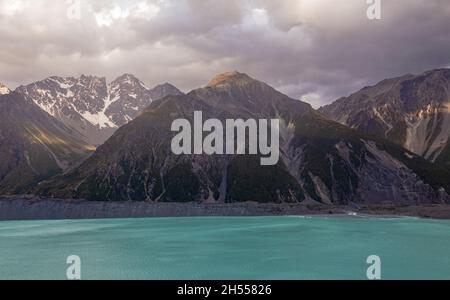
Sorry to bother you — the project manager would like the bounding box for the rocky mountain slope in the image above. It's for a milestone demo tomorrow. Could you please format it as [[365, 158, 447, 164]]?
[[320, 69, 450, 166], [16, 75, 183, 145], [0, 92, 93, 194], [37, 72, 450, 205]]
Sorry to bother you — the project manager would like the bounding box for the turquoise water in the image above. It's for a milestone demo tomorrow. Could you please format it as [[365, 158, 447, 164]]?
[[0, 216, 449, 280]]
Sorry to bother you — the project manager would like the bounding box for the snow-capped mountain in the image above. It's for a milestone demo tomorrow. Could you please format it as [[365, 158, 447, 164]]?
[[0, 83, 10, 95], [320, 69, 450, 164], [37, 72, 450, 204], [16, 75, 183, 145], [106, 74, 175, 127]]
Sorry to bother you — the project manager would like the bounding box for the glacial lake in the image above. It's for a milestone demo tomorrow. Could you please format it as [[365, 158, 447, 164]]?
[[0, 216, 449, 280]]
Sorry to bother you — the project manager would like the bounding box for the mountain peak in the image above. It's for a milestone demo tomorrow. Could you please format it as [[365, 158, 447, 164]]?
[[422, 68, 450, 80], [79, 74, 105, 81], [150, 82, 183, 96], [0, 83, 11, 95], [116, 73, 138, 80], [155, 82, 177, 89], [112, 73, 147, 88], [207, 71, 254, 87]]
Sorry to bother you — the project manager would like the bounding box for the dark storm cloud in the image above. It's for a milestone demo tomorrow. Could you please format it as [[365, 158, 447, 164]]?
[[0, 0, 449, 107]]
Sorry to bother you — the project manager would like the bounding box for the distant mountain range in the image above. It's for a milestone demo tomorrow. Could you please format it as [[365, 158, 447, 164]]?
[[1, 70, 449, 205], [0, 75, 182, 193], [16, 74, 183, 145], [320, 69, 450, 167]]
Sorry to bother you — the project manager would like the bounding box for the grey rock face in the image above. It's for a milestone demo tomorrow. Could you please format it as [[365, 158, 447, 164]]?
[[148, 83, 184, 100], [320, 69, 450, 164]]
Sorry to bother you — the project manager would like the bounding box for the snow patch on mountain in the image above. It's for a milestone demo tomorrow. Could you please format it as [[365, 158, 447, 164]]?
[[81, 110, 116, 129], [0, 84, 10, 95], [16, 74, 183, 145], [372, 107, 393, 137]]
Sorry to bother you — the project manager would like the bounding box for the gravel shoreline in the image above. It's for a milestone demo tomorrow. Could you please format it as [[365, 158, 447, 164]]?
[[1, 196, 450, 221]]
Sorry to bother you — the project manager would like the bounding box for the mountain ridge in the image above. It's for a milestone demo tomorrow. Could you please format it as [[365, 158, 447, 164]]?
[[36, 72, 450, 205], [319, 68, 450, 165], [16, 74, 184, 145]]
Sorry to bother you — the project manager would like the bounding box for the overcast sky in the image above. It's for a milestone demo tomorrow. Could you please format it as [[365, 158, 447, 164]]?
[[0, 0, 449, 107]]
